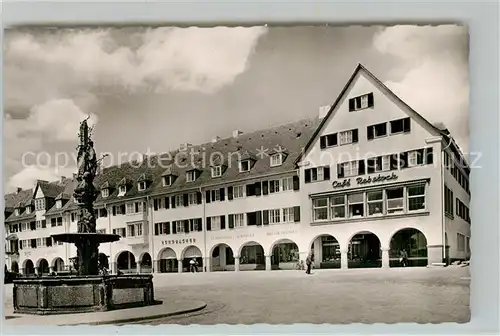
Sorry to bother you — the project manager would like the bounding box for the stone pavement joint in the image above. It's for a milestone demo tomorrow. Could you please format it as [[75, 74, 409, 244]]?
[[4, 299, 207, 326]]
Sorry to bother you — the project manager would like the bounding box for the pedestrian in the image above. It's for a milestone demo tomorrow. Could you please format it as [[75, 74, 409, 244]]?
[[189, 258, 196, 273], [305, 250, 314, 274], [400, 249, 408, 267]]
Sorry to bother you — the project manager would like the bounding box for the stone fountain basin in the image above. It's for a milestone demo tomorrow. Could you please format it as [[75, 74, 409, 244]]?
[[13, 274, 160, 315]]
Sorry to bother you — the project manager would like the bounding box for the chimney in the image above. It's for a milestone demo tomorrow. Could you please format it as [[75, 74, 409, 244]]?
[[232, 130, 243, 138], [16, 187, 22, 194], [179, 143, 192, 152], [211, 136, 221, 143], [319, 105, 331, 119]]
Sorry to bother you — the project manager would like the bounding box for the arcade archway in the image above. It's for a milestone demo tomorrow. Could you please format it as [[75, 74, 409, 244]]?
[[139, 252, 152, 273], [23, 259, 35, 275], [270, 239, 299, 270], [116, 251, 136, 273], [389, 228, 428, 267], [239, 242, 265, 271], [181, 246, 203, 272], [158, 247, 178, 273], [52, 257, 65, 272], [210, 243, 234, 271], [37, 258, 50, 274], [348, 232, 381, 268], [11, 261, 19, 273], [309, 234, 341, 269]]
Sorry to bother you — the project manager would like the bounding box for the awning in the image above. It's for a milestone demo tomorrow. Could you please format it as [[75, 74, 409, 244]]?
[[160, 248, 177, 260], [184, 246, 202, 259]]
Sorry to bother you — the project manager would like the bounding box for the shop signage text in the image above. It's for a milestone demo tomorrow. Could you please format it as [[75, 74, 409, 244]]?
[[211, 233, 255, 241], [332, 172, 398, 189], [162, 238, 196, 245], [266, 230, 298, 237]]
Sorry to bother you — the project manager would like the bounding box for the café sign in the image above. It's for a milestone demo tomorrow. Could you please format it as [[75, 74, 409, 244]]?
[[332, 172, 398, 189]]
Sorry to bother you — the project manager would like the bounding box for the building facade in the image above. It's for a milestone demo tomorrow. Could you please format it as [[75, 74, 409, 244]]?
[[4, 64, 471, 275]]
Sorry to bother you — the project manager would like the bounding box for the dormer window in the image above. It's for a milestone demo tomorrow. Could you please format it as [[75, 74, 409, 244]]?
[[101, 188, 109, 198], [211, 165, 222, 178], [56, 200, 62, 209], [35, 198, 45, 211], [239, 160, 251, 172], [186, 170, 197, 183], [25, 206, 31, 214], [118, 185, 127, 196], [270, 154, 283, 167], [14, 208, 20, 216], [138, 181, 146, 191], [163, 175, 174, 187]]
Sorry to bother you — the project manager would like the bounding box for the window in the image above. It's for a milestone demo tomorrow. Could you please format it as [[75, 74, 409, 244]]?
[[26, 206, 31, 214], [282, 207, 295, 222], [386, 188, 404, 213], [348, 193, 364, 217], [269, 209, 281, 224], [188, 193, 197, 205], [209, 216, 221, 230], [270, 154, 283, 167], [175, 195, 183, 207], [138, 181, 146, 191], [342, 161, 359, 177], [233, 185, 244, 199], [390, 117, 411, 134], [305, 166, 330, 183], [408, 184, 426, 211], [320, 133, 338, 148], [118, 185, 127, 196], [101, 188, 109, 198], [466, 237, 470, 254], [35, 198, 45, 211], [37, 220, 43, 229], [186, 170, 196, 182], [99, 208, 108, 217], [36, 238, 43, 248], [30, 222, 36, 231], [444, 185, 454, 217], [348, 93, 374, 111], [367, 155, 391, 173], [457, 233, 465, 251], [367, 122, 387, 140], [14, 209, 20, 216], [97, 229, 106, 234], [330, 195, 346, 219], [339, 130, 353, 145], [239, 160, 250, 172], [269, 180, 280, 193], [173, 220, 184, 233], [113, 228, 126, 237], [234, 213, 245, 227], [313, 198, 329, 221], [367, 191, 383, 215], [163, 175, 174, 187], [281, 177, 294, 191], [211, 165, 222, 178]]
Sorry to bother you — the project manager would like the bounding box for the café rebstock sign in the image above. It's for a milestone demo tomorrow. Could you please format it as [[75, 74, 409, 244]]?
[[332, 172, 398, 189]]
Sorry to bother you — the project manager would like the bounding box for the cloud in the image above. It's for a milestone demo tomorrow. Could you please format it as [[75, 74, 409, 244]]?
[[373, 25, 469, 152], [4, 27, 267, 189], [6, 165, 77, 192]]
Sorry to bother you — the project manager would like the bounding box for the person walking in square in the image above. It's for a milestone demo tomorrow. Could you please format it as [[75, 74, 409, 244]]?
[[305, 250, 314, 274]]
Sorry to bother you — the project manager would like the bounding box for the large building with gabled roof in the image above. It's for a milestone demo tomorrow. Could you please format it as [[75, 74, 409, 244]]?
[[4, 64, 471, 275]]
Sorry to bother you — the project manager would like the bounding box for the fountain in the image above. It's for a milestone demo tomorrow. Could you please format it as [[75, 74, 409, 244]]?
[[12, 119, 159, 315]]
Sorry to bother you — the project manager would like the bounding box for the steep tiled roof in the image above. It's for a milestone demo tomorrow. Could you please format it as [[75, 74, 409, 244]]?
[[45, 179, 78, 216], [38, 180, 66, 198], [5, 117, 321, 213]]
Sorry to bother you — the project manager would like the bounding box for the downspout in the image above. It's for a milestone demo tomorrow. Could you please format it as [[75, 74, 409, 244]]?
[[201, 186, 207, 271], [147, 195, 154, 273], [440, 144, 447, 264]]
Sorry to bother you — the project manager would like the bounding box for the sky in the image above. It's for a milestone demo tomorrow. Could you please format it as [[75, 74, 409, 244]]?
[[3, 25, 469, 193]]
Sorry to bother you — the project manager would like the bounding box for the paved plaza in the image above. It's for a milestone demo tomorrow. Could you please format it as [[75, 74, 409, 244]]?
[[4, 266, 470, 325]]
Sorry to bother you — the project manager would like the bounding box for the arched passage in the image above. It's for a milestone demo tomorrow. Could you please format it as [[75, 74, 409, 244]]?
[[11, 261, 19, 273], [37, 258, 49, 274], [139, 252, 152, 273], [389, 228, 428, 267], [309, 234, 341, 269], [158, 247, 178, 273], [181, 245, 203, 272], [52, 257, 65, 272], [348, 231, 381, 268], [210, 243, 234, 271], [116, 251, 136, 273], [239, 241, 265, 271], [23, 259, 34, 275], [270, 239, 299, 270]]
